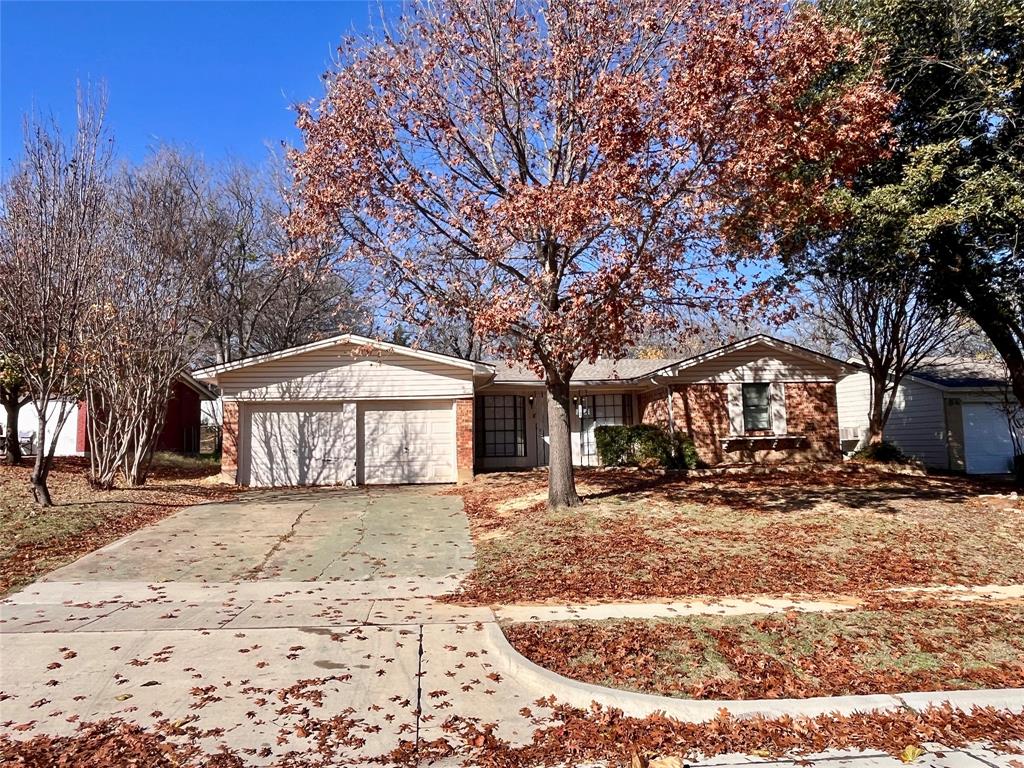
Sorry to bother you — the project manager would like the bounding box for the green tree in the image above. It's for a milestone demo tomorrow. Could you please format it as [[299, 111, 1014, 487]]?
[[818, 0, 1024, 403]]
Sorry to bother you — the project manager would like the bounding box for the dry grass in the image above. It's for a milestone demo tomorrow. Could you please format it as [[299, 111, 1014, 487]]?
[[452, 467, 1024, 603], [504, 601, 1024, 699], [0, 454, 236, 595]]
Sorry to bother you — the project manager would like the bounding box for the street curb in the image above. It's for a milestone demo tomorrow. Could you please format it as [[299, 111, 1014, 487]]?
[[482, 622, 1024, 722]]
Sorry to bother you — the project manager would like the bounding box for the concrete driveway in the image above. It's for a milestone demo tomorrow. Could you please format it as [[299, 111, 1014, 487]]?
[[42, 486, 476, 584]]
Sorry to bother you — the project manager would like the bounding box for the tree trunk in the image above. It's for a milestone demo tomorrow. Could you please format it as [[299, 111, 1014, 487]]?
[[1, 389, 23, 465], [545, 376, 581, 509], [31, 417, 52, 507], [865, 371, 887, 446]]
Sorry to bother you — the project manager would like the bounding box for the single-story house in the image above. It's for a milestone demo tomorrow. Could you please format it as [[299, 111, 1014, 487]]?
[[0, 374, 215, 457], [192, 334, 855, 488], [837, 358, 1022, 474]]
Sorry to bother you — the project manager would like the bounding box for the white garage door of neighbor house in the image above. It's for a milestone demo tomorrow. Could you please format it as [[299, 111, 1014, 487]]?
[[962, 402, 1016, 475], [247, 404, 356, 487], [362, 401, 455, 484]]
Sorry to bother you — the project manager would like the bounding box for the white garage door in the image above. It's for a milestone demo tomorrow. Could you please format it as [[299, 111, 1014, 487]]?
[[963, 403, 1015, 474], [247, 404, 356, 487], [362, 401, 455, 484]]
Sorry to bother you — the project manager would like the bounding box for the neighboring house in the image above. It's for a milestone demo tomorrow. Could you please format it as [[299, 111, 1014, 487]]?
[[193, 334, 854, 488], [837, 358, 1022, 474], [0, 374, 215, 457]]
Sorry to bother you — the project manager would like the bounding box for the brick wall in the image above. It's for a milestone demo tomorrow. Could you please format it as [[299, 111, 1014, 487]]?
[[76, 399, 88, 453], [455, 398, 474, 484], [638, 389, 668, 425], [638, 382, 840, 465], [676, 384, 730, 464], [783, 382, 842, 461], [221, 400, 239, 483]]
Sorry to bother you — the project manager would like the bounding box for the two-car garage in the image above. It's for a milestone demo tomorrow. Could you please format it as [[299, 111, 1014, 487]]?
[[194, 335, 489, 488], [243, 400, 457, 487]]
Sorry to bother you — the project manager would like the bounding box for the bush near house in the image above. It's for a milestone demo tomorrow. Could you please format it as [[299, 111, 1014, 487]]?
[[595, 425, 701, 469], [851, 440, 908, 464]]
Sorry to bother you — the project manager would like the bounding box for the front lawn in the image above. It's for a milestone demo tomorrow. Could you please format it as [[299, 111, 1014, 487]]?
[[504, 601, 1024, 699], [0, 454, 235, 595], [452, 468, 1024, 604]]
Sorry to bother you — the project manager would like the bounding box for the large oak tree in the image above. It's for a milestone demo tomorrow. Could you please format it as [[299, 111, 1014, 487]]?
[[290, 0, 893, 508]]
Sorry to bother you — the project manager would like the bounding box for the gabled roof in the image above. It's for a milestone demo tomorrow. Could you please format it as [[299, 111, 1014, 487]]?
[[178, 372, 218, 400], [665, 334, 858, 376], [486, 334, 855, 386], [192, 333, 495, 383]]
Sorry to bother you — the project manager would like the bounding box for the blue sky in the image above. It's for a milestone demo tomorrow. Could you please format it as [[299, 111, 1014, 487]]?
[[1, 1, 389, 168]]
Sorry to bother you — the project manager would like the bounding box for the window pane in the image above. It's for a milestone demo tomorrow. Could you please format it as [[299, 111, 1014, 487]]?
[[742, 384, 771, 431], [480, 395, 527, 458]]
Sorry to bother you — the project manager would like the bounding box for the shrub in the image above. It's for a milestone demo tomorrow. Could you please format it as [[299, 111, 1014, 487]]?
[[594, 424, 701, 469], [852, 440, 907, 464]]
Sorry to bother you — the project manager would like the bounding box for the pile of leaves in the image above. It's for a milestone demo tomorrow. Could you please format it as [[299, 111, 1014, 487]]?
[[401, 702, 1024, 767], [503, 602, 1024, 699], [0, 456, 236, 594], [450, 468, 1024, 604], [0, 719, 243, 767]]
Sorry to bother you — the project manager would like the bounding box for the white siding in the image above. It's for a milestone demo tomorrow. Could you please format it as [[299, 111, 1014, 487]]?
[[0, 400, 82, 457], [675, 346, 840, 384], [836, 372, 949, 469], [216, 343, 474, 401]]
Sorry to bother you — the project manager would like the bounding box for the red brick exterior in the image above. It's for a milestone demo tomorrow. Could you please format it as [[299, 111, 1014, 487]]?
[[639, 381, 841, 465], [455, 398, 474, 483], [74, 382, 203, 455], [221, 400, 239, 483], [156, 381, 202, 453], [675, 384, 730, 464], [782, 382, 842, 461], [76, 399, 88, 453]]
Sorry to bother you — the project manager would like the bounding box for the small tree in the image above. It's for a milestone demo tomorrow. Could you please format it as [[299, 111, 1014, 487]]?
[[290, 0, 893, 507], [82, 151, 214, 488], [0, 355, 30, 465], [811, 269, 965, 446], [0, 91, 111, 506]]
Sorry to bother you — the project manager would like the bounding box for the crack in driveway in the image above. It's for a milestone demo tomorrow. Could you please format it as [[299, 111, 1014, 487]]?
[[311, 488, 375, 581], [246, 501, 319, 579]]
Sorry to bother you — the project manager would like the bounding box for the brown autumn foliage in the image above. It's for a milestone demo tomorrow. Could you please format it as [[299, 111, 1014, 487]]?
[[449, 467, 1024, 604], [399, 702, 1024, 767], [504, 602, 1024, 700], [4, 704, 1022, 767]]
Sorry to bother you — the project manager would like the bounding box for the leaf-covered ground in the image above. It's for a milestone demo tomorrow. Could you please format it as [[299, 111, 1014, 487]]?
[[451, 468, 1024, 604], [4, 704, 1024, 767], [0, 455, 236, 595], [503, 601, 1024, 699]]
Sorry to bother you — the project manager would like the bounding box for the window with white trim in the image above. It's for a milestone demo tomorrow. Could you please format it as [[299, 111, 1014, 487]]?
[[480, 395, 526, 457], [741, 383, 771, 432]]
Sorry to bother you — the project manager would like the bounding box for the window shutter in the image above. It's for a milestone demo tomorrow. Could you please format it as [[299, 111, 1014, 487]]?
[[726, 383, 744, 435], [770, 382, 787, 436]]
